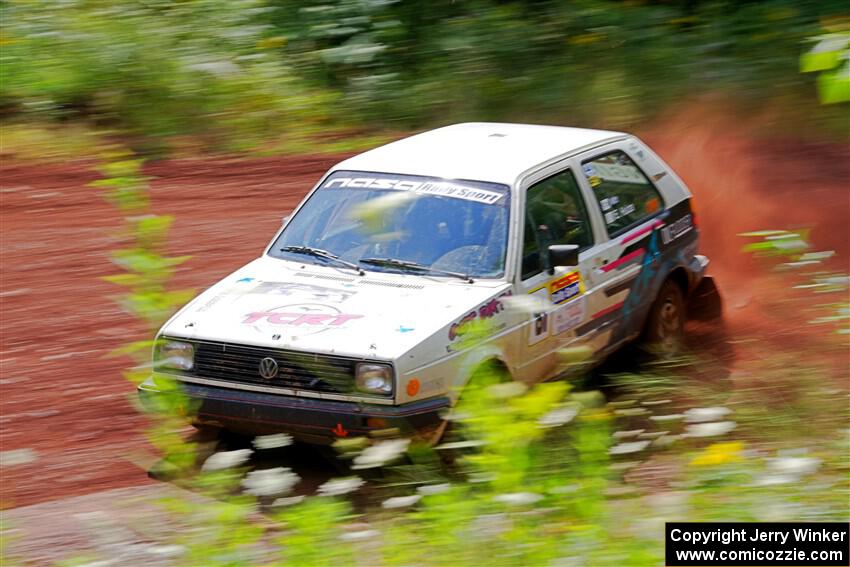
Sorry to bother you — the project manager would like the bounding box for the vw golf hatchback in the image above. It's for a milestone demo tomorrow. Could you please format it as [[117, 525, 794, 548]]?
[[140, 123, 710, 443]]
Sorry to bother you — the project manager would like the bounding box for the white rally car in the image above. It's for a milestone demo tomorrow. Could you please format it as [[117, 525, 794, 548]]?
[[139, 123, 710, 443]]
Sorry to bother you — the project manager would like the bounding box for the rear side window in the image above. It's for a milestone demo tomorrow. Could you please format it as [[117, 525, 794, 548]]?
[[581, 151, 663, 236]]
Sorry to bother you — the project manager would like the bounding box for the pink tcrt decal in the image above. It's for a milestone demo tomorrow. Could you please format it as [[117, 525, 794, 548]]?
[[244, 312, 363, 326]]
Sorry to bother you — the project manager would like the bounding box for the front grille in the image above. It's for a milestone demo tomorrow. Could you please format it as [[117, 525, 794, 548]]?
[[190, 341, 362, 394]]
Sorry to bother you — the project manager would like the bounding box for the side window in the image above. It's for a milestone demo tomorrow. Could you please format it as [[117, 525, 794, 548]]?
[[581, 150, 663, 236], [522, 169, 593, 280]]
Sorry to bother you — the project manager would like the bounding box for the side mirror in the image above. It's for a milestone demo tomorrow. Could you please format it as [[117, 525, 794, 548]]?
[[281, 214, 291, 225], [548, 244, 579, 272]]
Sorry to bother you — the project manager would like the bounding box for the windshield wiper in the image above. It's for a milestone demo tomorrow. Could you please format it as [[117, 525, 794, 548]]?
[[280, 246, 365, 275], [360, 257, 474, 283]]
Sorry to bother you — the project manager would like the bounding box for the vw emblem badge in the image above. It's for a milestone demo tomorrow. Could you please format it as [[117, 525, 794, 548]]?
[[258, 357, 279, 380]]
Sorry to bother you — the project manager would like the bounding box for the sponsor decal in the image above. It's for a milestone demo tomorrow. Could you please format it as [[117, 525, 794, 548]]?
[[588, 162, 645, 185], [448, 290, 512, 341], [243, 303, 362, 336], [551, 296, 586, 335], [645, 197, 660, 213], [527, 287, 550, 345], [448, 311, 477, 342], [323, 176, 504, 205], [196, 294, 224, 313], [547, 271, 583, 304], [251, 281, 355, 303], [603, 201, 640, 226], [660, 214, 693, 245]]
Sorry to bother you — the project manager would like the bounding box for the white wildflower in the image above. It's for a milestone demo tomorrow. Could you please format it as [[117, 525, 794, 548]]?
[[201, 449, 252, 472], [253, 433, 292, 450], [650, 414, 684, 422], [538, 406, 578, 428], [613, 429, 645, 439], [241, 467, 299, 497], [436, 439, 486, 451], [272, 495, 305, 507], [493, 492, 543, 506], [768, 456, 821, 477], [352, 439, 409, 469], [685, 421, 736, 437], [417, 483, 451, 496], [339, 529, 380, 542], [684, 407, 731, 423], [318, 476, 365, 497], [754, 474, 797, 486], [381, 494, 421, 509], [609, 440, 651, 455]]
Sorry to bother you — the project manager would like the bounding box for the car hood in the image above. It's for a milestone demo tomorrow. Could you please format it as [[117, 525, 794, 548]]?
[[161, 256, 511, 360]]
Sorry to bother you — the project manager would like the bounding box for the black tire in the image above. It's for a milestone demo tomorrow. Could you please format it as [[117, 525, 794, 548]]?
[[642, 278, 686, 356]]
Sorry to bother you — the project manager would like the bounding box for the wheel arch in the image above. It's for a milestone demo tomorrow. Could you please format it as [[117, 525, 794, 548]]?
[[666, 266, 691, 296], [455, 347, 512, 402]]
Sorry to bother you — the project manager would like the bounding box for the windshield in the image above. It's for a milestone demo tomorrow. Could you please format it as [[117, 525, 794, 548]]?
[[269, 171, 511, 278]]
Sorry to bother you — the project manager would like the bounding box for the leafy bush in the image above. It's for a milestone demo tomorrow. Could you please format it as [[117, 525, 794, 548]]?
[[3, 0, 848, 153], [1, 0, 333, 153]]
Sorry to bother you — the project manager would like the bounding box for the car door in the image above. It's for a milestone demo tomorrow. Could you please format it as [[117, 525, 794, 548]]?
[[513, 163, 608, 383], [573, 142, 669, 348]]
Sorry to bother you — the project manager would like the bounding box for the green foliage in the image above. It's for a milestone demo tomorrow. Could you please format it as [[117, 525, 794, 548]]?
[[93, 153, 195, 331], [1, 0, 334, 153], [800, 31, 850, 104], [3, 0, 848, 154]]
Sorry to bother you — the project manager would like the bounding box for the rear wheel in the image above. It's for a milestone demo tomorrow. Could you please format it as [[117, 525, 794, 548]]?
[[642, 279, 686, 356]]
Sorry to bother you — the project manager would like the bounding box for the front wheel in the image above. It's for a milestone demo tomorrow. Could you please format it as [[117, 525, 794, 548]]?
[[642, 279, 686, 356]]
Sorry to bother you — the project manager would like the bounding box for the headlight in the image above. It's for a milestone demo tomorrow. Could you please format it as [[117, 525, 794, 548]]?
[[155, 339, 194, 372], [355, 363, 393, 395]]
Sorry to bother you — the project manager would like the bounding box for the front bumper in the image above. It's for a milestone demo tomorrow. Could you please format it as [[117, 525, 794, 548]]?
[[138, 376, 449, 444]]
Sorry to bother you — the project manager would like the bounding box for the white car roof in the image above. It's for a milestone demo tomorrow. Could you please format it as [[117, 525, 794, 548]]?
[[332, 122, 627, 185]]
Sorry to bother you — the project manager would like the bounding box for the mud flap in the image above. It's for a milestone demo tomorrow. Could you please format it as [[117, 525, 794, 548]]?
[[688, 276, 723, 321]]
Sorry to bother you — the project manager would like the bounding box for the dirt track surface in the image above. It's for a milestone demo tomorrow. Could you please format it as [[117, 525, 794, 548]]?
[[0, 155, 346, 509], [1, 121, 848, 510]]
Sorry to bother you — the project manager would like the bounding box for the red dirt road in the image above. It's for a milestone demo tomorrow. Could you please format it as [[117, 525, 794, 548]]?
[[0, 155, 345, 508], [1, 120, 847, 509]]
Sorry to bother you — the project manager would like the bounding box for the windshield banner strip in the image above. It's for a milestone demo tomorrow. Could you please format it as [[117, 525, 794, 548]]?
[[322, 176, 504, 205]]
